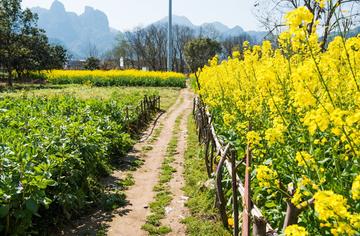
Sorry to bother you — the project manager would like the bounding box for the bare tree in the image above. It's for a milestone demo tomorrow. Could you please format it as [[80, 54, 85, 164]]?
[[173, 25, 195, 72], [111, 24, 195, 72], [254, 0, 360, 49], [222, 34, 253, 58], [86, 41, 99, 58], [144, 25, 159, 70], [153, 25, 168, 70], [200, 24, 221, 40]]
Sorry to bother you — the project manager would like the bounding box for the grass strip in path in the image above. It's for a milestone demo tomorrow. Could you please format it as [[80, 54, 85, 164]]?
[[142, 113, 184, 235]]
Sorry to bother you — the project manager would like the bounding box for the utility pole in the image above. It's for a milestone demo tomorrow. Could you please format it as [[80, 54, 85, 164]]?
[[167, 0, 173, 71]]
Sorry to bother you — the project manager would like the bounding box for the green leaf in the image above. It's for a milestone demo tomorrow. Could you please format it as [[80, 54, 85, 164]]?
[[265, 201, 277, 208], [318, 158, 331, 164], [25, 199, 38, 214], [0, 205, 9, 218], [42, 197, 52, 208]]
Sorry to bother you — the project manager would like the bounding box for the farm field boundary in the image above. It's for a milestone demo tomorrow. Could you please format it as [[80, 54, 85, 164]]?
[[193, 97, 277, 236]]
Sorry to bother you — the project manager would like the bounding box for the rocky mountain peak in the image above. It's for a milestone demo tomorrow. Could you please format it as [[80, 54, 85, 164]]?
[[50, 0, 65, 13]]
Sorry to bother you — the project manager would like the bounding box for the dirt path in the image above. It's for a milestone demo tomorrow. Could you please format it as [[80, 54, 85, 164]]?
[[160, 91, 192, 235], [107, 88, 193, 236]]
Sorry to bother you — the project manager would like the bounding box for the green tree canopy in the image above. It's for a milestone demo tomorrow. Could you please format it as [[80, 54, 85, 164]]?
[[84, 57, 101, 70], [184, 37, 221, 89], [0, 0, 67, 86]]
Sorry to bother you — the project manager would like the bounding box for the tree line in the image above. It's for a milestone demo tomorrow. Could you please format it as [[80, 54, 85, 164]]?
[[0, 0, 67, 86], [103, 24, 251, 73]]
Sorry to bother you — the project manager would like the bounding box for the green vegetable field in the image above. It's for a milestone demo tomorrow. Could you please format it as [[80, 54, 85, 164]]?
[[0, 86, 179, 234]]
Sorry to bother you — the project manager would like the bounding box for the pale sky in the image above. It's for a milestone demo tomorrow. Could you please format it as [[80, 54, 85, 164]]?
[[22, 0, 263, 31]]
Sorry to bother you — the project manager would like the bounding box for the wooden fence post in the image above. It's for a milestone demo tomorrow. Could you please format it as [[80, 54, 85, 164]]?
[[253, 216, 267, 236], [242, 144, 252, 236], [210, 139, 215, 174], [152, 95, 156, 110], [282, 201, 300, 231], [144, 96, 148, 120], [136, 104, 141, 129], [204, 131, 212, 178], [197, 106, 203, 143], [216, 144, 230, 229], [193, 96, 277, 236], [231, 149, 239, 236]]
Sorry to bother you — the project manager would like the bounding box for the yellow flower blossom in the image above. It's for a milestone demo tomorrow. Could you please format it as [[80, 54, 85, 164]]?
[[246, 131, 261, 146], [352, 175, 360, 200], [228, 218, 234, 228], [292, 176, 316, 207], [314, 191, 350, 221], [295, 151, 316, 169], [285, 7, 314, 33], [232, 51, 241, 59], [256, 165, 279, 188], [315, 0, 326, 8], [350, 214, 360, 229], [265, 123, 286, 146], [284, 224, 308, 236], [223, 112, 236, 127], [347, 111, 360, 126]]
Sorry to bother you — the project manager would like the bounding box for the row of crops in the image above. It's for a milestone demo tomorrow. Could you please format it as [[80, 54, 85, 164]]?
[[197, 7, 359, 236], [45, 70, 187, 88], [0, 89, 160, 234]]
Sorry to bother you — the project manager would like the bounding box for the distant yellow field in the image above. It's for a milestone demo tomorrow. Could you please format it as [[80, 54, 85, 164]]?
[[45, 70, 187, 87]]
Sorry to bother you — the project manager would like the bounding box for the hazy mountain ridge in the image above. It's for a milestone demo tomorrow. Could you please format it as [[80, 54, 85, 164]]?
[[31, 1, 267, 58], [32, 0, 118, 59], [153, 15, 266, 43]]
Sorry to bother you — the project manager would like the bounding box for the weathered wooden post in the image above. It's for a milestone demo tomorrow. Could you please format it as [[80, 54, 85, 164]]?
[[231, 149, 239, 236], [145, 96, 149, 120], [253, 216, 267, 236], [242, 144, 252, 236], [204, 131, 212, 177], [216, 144, 230, 229], [140, 101, 144, 124], [283, 200, 301, 231]]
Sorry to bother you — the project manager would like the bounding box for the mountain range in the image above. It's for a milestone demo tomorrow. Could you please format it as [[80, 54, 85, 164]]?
[[31, 0, 266, 59], [32, 0, 118, 59], [153, 15, 264, 39]]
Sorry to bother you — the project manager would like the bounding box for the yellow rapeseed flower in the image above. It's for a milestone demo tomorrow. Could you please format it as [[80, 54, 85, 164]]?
[[256, 165, 279, 188], [284, 224, 308, 236], [228, 218, 234, 228], [295, 151, 316, 169], [246, 131, 261, 146], [314, 191, 350, 221], [352, 175, 360, 200]]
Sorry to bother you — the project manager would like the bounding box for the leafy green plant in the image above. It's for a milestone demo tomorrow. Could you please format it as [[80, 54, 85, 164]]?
[[0, 92, 157, 235]]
